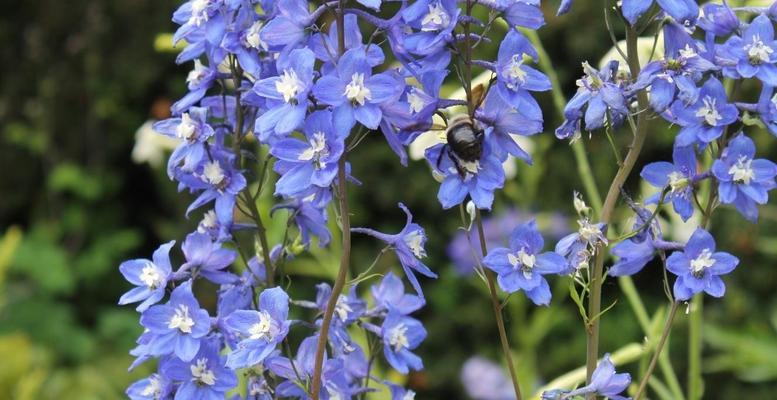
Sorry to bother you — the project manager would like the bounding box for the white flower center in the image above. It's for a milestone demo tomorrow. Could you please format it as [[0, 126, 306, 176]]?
[[141, 375, 163, 397], [176, 112, 198, 141], [728, 155, 755, 185], [578, 220, 603, 243], [140, 262, 165, 289], [667, 171, 689, 192], [189, 0, 211, 26], [690, 248, 716, 277], [197, 210, 218, 233], [403, 230, 427, 258], [421, 2, 450, 31], [186, 59, 208, 87], [297, 131, 330, 169], [745, 35, 773, 64], [248, 310, 276, 341], [343, 73, 372, 106], [168, 304, 195, 334], [190, 358, 217, 386], [507, 249, 536, 279], [388, 323, 409, 351], [679, 44, 698, 59], [245, 20, 267, 51], [506, 54, 528, 89], [695, 96, 722, 126], [334, 295, 353, 322], [276, 69, 304, 104], [403, 390, 417, 400], [326, 385, 343, 400], [407, 88, 426, 114], [202, 160, 226, 186], [579, 61, 603, 90]]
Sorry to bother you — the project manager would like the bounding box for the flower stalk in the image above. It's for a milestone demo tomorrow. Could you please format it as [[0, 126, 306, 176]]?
[[310, 1, 350, 398], [585, 23, 651, 389]]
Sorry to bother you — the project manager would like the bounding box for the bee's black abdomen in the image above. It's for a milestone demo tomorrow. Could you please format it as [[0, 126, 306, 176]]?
[[446, 117, 483, 163]]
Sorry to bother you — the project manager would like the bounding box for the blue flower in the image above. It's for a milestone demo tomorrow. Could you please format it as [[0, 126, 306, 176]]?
[[482, 220, 567, 305], [153, 106, 215, 177], [172, 59, 218, 115], [315, 283, 366, 326], [352, 203, 437, 297], [426, 136, 505, 210], [557, 0, 574, 16], [555, 219, 607, 273], [719, 15, 777, 85], [172, 0, 228, 49], [621, 0, 698, 26], [272, 198, 332, 248], [400, 0, 460, 56], [216, 248, 275, 317], [381, 310, 426, 374], [219, 8, 267, 77], [119, 241, 175, 312], [312, 283, 366, 352], [177, 149, 246, 225], [253, 47, 315, 139], [756, 84, 777, 137], [610, 238, 657, 278], [460, 356, 515, 400], [388, 383, 417, 400], [563, 353, 631, 400], [223, 287, 291, 369], [270, 110, 346, 197], [556, 61, 629, 137], [126, 373, 173, 400], [697, 1, 739, 37], [196, 209, 232, 243], [161, 338, 238, 399], [180, 232, 238, 284], [667, 228, 739, 300], [640, 144, 699, 221], [140, 280, 211, 361], [711, 134, 777, 221], [488, 0, 545, 30], [380, 68, 447, 165], [267, 335, 356, 399], [494, 29, 551, 111], [371, 272, 425, 315], [633, 22, 716, 112], [476, 90, 542, 164], [259, 0, 312, 50], [669, 77, 738, 147], [309, 14, 385, 70], [313, 48, 402, 132]]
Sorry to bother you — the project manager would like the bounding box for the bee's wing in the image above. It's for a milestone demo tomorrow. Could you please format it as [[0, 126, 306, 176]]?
[[469, 83, 486, 112]]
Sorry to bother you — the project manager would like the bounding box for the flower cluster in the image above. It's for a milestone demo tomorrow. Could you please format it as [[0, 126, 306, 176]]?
[[120, 0, 556, 398], [553, 4, 777, 301]]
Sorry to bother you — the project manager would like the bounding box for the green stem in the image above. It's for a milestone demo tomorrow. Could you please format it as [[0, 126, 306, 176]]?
[[522, 29, 603, 215], [229, 57, 276, 288], [586, 24, 650, 389], [620, 277, 685, 400], [310, 3, 350, 398], [634, 301, 680, 400], [475, 209, 523, 400], [688, 295, 703, 400]]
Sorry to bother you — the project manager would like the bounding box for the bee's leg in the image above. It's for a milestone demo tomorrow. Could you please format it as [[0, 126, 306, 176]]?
[[446, 147, 467, 178], [435, 144, 448, 171]]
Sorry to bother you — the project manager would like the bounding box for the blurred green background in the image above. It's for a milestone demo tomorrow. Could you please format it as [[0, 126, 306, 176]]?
[[1, 1, 777, 399]]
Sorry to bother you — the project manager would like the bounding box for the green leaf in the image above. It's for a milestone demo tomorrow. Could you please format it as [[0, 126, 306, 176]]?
[[47, 163, 102, 201], [11, 231, 74, 295]]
